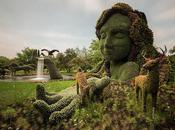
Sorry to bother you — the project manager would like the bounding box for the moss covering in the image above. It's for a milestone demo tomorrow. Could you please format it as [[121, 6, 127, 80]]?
[[33, 95, 77, 118], [88, 76, 110, 101], [49, 95, 81, 124], [36, 84, 63, 105], [44, 57, 63, 79], [95, 2, 159, 76]]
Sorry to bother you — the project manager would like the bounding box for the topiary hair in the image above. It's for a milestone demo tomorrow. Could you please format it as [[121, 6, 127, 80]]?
[[95, 3, 159, 75], [96, 2, 154, 62]]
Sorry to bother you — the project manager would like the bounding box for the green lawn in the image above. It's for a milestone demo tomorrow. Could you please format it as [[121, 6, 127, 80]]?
[[0, 80, 75, 109]]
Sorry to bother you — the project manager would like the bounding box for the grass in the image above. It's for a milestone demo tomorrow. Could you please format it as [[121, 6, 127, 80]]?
[[0, 80, 75, 109]]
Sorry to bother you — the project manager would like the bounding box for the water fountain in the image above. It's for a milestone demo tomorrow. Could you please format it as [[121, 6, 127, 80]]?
[[31, 57, 49, 82], [36, 57, 44, 79]]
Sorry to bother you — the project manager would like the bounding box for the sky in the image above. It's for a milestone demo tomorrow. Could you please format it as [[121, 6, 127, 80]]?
[[0, 0, 175, 58]]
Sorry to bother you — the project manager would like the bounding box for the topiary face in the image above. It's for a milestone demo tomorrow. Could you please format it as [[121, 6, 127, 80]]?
[[96, 3, 154, 64], [99, 13, 131, 62]]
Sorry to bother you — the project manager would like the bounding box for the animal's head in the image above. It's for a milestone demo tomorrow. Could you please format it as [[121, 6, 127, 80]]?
[[142, 46, 167, 70], [142, 58, 159, 70]]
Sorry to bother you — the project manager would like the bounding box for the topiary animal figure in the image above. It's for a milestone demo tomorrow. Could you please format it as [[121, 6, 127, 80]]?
[[33, 77, 110, 124], [133, 47, 167, 117], [36, 84, 63, 105], [41, 49, 59, 56], [75, 68, 90, 104], [44, 57, 63, 79], [33, 95, 79, 121]]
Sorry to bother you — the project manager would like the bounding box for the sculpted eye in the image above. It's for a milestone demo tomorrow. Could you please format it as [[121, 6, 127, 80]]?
[[100, 33, 106, 39], [114, 33, 125, 38]]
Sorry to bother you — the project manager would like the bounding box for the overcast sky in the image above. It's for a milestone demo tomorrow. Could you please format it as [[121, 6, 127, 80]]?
[[0, 0, 175, 58]]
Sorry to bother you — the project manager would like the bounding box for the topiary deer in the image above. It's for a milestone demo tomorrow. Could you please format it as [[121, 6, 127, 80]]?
[[75, 68, 89, 104], [133, 46, 167, 117]]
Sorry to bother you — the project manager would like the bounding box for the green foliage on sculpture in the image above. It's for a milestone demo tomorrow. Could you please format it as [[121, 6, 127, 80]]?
[[96, 3, 153, 47], [31, 2, 174, 128], [33, 77, 110, 124], [34, 84, 81, 123], [44, 57, 63, 79], [94, 2, 159, 81], [49, 96, 81, 124], [33, 95, 80, 122], [168, 54, 175, 82], [36, 84, 63, 105], [34, 95, 76, 115], [88, 76, 110, 101], [8, 63, 35, 77]]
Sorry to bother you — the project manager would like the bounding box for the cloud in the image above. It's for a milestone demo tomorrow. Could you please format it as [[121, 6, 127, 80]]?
[[0, 0, 175, 58], [37, 32, 86, 40], [67, 0, 103, 13], [18, 30, 92, 53], [155, 7, 175, 22], [152, 26, 175, 52], [153, 26, 175, 41], [0, 30, 92, 58], [0, 31, 27, 58]]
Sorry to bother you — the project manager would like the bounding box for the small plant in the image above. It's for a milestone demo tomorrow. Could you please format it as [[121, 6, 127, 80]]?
[[1, 107, 17, 124], [72, 102, 104, 128]]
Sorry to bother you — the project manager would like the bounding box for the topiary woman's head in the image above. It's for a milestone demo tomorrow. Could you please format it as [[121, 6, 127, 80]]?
[[96, 3, 154, 62]]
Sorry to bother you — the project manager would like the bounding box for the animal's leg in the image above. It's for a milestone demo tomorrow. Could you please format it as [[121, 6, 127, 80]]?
[[136, 86, 139, 101], [76, 83, 79, 95], [142, 89, 147, 112], [80, 87, 88, 105], [81, 89, 86, 105], [152, 92, 157, 119], [152, 92, 157, 109]]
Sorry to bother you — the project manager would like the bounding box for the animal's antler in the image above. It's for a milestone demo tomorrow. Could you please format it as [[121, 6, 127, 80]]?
[[41, 52, 45, 56], [49, 49, 59, 55], [41, 49, 50, 56], [141, 50, 151, 61], [41, 49, 49, 52], [159, 45, 167, 56]]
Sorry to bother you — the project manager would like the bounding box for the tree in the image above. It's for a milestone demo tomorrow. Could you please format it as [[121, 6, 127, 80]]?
[[65, 48, 77, 60], [16, 47, 39, 66], [56, 48, 78, 72], [88, 39, 103, 67], [0, 56, 10, 67], [169, 45, 175, 54], [56, 52, 66, 71], [64, 48, 77, 72], [0, 56, 10, 78], [70, 56, 92, 71]]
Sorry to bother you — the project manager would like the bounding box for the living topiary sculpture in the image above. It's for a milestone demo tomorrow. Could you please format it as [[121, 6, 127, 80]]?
[[36, 84, 63, 105], [95, 2, 160, 81], [40, 49, 63, 79], [33, 77, 110, 124], [44, 57, 63, 79], [33, 2, 169, 125]]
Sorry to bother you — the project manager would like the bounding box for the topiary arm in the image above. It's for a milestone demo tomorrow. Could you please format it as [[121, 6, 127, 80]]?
[[33, 95, 77, 119], [88, 76, 110, 101], [36, 84, 63, 105], [49, 95, 81, 124]]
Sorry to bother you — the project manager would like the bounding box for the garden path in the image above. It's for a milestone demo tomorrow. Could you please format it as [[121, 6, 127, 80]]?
[[58, 85, 77, 96]]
